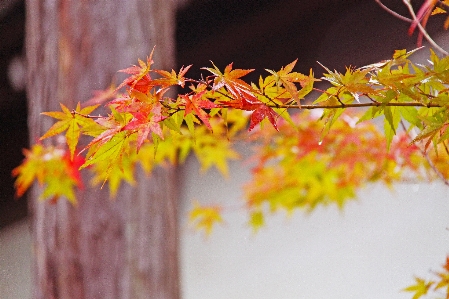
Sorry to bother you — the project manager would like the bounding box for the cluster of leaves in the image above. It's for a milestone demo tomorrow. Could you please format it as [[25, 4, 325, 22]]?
[[404, 256, 449, 299], [12, 48, 449, 231], [244, 111, 427, 231], [12, 143, 84, 205]]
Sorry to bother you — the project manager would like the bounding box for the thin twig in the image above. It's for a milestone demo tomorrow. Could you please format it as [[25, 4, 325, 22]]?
[[402, 0, 449, 55], [375, 0, 413, 23], [71, 110, 103, 118], [277, 101, 442, 109], [400, 120, 449, 186]]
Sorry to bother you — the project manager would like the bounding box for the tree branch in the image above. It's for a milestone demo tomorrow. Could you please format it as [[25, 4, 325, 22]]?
[[375, 0, 448, 55], [274, 101, 443, 109], [402, 0, 449, 55]]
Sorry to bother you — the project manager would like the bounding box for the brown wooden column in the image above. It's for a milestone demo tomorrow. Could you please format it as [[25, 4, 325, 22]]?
[[25, 1, 179, 298]]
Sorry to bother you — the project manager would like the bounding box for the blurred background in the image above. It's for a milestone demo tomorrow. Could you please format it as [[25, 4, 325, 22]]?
[[1, 0, 449, 298]]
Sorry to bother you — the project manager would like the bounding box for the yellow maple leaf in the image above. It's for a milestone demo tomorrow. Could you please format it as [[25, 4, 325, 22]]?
[[189, 201, 223, 235]]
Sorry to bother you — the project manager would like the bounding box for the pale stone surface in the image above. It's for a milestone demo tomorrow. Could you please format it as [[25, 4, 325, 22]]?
[[0, 220, 31, 299]]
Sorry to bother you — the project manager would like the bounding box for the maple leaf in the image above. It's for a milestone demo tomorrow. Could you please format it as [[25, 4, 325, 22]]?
[[116, 47, 155, 92], [12, 144, 83, 205], [111, 87, 169, 117], [202, 62, 255, 101], [189, 201, 223, 236], [191, 123, 240, 176], [90, 148, 136, 197], [152, 65, 192, 88], [80, 131, 130, 186], [432, 256, 449, 298], [436, 271, 449, 296], [122, 102, 166, 152], [248, 210, 264, 233], [251, 74, 290, 104], [403, 277, 433, 299], [248, 104, 279, 131], [78, 108, 135, 182], [12, 145, 46, 198], [84, 110, 127, 151], [63, 150, 85, 190], [182, 91, 218, 130], [40, 102, 100, 160], [245, 110, 425, 213], [265, 59, 316, 108]]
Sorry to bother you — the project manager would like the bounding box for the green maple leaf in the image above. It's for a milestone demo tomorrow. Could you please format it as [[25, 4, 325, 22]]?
[[80, 131, 130, 186], [90, 149, 136, 197]]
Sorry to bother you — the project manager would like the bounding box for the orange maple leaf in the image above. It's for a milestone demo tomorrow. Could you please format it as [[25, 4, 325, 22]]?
[[182, 91, 218, 130], [203, 62, 255, 102], [116, 48, 155, 92], [152, 65, 192, 88]]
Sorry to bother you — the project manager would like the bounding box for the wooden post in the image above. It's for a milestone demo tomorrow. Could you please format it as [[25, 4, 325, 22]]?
[[25, 1, 179, 298]]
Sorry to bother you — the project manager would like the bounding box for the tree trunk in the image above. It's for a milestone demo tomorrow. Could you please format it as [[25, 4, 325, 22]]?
[[25, 1, 179, 298]]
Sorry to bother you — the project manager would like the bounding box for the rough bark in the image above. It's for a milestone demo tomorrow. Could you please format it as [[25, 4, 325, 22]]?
[[25, 1, 179, 298]]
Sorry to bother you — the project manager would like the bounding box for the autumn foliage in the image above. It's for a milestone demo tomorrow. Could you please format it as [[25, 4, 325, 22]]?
[[12, 0, 449, 297], [13, 47, 449, 219], [12, 46, 449, 298]]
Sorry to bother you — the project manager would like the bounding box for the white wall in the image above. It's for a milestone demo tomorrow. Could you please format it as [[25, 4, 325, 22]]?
[[0, 219, 31, 299], [180, 154, 449, 299]]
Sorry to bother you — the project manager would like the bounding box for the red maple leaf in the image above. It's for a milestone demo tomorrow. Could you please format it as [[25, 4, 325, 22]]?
[[182, 91, 218, 130], [248, 104, 278, 132], [63, 151, 85, 189], [122, 103, 166, 151]]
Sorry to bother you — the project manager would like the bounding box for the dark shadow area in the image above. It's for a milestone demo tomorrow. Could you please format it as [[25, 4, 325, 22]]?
[[176, 0, 442, 82], [0, 1, 28, 228]]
